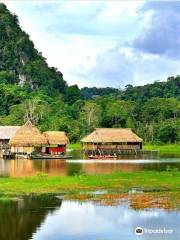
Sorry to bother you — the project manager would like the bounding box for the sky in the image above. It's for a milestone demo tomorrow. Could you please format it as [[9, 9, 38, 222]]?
[[2, 0, 180, 88]]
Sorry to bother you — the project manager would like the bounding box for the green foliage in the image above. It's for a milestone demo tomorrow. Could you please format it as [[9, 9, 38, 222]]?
[[102, 99, 134, 128], [122, 76, 180, 101], [157, 124, 178, 143], [0, 71, 17, 84], [65, 85, 80, 104], [0, 83, 26, 115], [0, 3, 66, 95], [81, 87, 119, 99]]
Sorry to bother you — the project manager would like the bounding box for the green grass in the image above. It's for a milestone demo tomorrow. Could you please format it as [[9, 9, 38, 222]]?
[[0, 171, 179, 195], [67, 143, 82, 150], [144, 144, 180, 153]]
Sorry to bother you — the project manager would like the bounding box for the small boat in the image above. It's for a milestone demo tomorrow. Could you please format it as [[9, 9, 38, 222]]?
[[89, 155, 118, 160], [30, 154, 72, 160]]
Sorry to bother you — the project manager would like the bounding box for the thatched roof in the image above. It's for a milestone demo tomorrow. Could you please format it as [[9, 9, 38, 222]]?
[[44, 131, 69, 145], [0, 126, 20, 140], [81, 128, 143, 143], [10, 121, 47, 146]]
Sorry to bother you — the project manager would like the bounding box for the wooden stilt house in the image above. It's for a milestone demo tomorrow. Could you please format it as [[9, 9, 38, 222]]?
[[9, 121, 47, 155], [81, 128, 143, 156], [0, 126, 20, 149]]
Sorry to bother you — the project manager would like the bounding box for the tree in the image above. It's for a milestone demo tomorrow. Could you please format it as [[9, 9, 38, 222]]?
[[65, 85, 80, 104], [157, 124, 177, 143], [80, 101, 102, 135], [103, 100, 135, 128]]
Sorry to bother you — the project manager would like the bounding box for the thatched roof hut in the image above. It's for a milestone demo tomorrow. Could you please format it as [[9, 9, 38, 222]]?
[[10, 121, 47, 147], [44, 131, 69, 145], [0, 126, 20, 140], [81, 128, 143, 143]]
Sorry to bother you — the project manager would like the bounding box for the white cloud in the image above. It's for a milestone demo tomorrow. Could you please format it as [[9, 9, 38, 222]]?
[[98, 1, 143, 23], [84, 46, 180, 88], [2, 0, 179, 88]]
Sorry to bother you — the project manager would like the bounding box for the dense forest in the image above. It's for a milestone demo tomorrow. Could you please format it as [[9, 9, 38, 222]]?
[[0, 3, 179, 144]]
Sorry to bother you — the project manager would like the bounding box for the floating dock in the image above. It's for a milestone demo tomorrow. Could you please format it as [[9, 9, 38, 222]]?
[[30, 155, 72, 160]]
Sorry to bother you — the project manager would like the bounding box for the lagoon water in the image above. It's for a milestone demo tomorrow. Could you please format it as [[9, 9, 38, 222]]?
[[0, 195, 179, 240], [0, 151, 179, 240], [0, 150, 179, 177]]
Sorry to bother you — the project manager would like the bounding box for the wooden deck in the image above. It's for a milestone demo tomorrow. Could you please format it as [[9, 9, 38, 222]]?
[[84, 149, 159, 156]]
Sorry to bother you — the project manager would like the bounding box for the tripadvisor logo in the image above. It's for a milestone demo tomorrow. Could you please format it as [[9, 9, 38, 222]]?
[[135, 227, 143, 235]]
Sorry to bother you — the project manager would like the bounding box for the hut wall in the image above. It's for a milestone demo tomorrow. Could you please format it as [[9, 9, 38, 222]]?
[[11, 146, 34, 154], [46, 146, 66, 155]]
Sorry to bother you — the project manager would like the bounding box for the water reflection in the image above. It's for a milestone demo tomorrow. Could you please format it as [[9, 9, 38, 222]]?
[[81, 161, 141, 174], [0, 196, 179, 240], [0, 150, 179, 177], [32, 201, 180, 240], [0, 195, 61, 240], [0, 159, 68, 177]]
